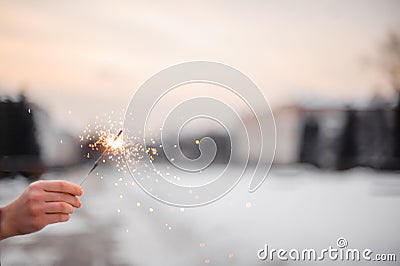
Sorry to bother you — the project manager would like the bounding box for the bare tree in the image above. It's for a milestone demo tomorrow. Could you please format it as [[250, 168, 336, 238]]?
[[380, 32, 400, 91], [380, 32, 400, 162]]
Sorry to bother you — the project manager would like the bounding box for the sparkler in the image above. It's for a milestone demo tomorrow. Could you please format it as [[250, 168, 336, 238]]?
[[80, 129, 123, 185]]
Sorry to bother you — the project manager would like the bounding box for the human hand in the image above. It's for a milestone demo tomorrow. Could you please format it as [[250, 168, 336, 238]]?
[[0, 180, 83, 240]]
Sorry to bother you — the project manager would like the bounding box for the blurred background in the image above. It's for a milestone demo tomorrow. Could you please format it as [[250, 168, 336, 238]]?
[[1, 0, 400, 265]]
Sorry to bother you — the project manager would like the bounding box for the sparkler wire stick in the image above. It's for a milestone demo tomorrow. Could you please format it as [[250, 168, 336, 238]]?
[[80, 130, 123, 186]]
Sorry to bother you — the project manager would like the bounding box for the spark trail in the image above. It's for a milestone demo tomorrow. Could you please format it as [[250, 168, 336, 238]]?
[[80, 129, 123, 185]]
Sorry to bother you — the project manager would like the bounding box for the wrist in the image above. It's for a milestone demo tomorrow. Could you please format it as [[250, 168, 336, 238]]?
[[0, 205, 15, 240], [0, 206, 6, 240]]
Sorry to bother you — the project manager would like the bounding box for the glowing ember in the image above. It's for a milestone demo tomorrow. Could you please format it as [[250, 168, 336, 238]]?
[[79, 129, 123, 185], [107, 135, 123, 149], [79, 111, 159, 176]]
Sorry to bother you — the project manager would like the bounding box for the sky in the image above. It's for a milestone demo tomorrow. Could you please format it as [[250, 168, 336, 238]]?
[[0, 0, 399, 133]]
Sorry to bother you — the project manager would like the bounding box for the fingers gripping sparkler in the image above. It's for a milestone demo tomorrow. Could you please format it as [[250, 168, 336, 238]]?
[[80, 130, 123, 186]]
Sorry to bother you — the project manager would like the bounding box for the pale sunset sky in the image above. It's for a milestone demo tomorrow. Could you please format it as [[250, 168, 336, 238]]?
[[0, 0, 399, 132]]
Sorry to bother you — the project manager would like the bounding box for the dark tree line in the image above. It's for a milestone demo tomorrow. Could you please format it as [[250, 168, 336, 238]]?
[[299, 32, 400, 170]]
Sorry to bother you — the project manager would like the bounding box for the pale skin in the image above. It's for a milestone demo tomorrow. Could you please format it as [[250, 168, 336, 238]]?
[[0, 180, 83, 240]]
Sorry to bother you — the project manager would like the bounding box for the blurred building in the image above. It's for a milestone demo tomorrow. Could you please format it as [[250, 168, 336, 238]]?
[[236, 92, 400, 171], [295, 93, 400, 170]]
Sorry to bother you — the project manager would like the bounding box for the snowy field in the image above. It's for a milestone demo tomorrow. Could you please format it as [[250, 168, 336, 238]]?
[[0, 165, 399, 266]]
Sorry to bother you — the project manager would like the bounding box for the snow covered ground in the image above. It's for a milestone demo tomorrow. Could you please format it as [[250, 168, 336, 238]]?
[[1, 165, 399, 265]]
